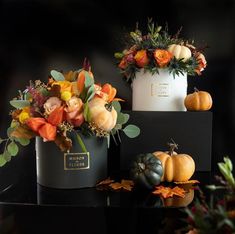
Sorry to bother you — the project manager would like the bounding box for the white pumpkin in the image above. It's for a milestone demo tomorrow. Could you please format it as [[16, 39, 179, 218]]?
[[168, 44, 191, 62], [88, 97, 117, 132]]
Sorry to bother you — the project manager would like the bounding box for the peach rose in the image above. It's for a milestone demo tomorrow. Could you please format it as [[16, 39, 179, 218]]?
[[64, 97, 84, 127], [154, 49, 173, 67], [195, 53, 207, 75], [44, 97, 62, 115], [134, 50, 149, 68]]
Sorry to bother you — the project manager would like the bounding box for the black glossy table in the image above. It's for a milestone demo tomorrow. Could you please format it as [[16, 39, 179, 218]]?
[[0, 172, 214, 234]]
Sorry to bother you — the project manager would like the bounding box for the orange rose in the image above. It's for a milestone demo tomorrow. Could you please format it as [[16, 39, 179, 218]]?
[[195, 53, 207, 75], [134, 50, 149, 68], [118, 58, 128, 69], [154, 49, 173, 67]]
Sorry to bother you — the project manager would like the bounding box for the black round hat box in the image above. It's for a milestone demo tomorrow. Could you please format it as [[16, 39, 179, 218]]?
[[35, 133, 107, 189]]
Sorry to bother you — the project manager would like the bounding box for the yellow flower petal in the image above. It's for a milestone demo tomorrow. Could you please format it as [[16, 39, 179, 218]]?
[[61, 91, 72, 101]]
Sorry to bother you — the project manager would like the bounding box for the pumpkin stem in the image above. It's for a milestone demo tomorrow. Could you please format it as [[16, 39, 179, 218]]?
[[105, 103, 112, 112], [194, 87, 199, 92], [138, 162, 145, 171], [167, 139, 178, 156]]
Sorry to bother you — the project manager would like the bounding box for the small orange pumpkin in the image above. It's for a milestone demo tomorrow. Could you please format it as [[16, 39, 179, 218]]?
[[153, 141, 195, 182], [88, 97, 117, 132], [184, 88, 212, 111]]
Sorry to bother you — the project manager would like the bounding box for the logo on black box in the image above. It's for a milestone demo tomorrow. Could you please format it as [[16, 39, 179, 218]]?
[[64, 152, 90, 170]]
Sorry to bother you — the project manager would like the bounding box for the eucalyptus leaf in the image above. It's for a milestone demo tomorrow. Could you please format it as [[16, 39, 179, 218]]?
[[123, 125, 140, 138], [50, 70, 65, 81], [117, 113, 126, 125], [10, 100, 30, 109], [123, 113, 130, 124], [3, 151, 11, 162], [7, 127, 14, 138], [114, 124, 122, 130], [0, 138, 3, 144], [112, 101, 121, 112], [0, 155, 6, 167], [7, 142, 19, 156], [16, 138, 30, 146], [84, 71, 94, 88]]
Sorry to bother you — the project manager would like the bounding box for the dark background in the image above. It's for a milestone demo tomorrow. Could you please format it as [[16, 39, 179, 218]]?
[[0, 0, 235, 188]]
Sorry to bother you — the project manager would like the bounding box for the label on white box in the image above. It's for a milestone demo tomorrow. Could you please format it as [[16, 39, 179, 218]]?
[[151, 83, 170, 97]]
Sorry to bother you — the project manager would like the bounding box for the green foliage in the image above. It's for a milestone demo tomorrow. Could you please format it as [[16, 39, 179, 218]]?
[[7, 142, 19, 156], [83, 102, 91, 122], [50, 70, 65, 81], [185, 157, 235, 233], [115, 19, 204, 83], [15, 138, 30, 146], [218, 157, 235, 189], [112, 101, 140, 141], [123, 124, 140, 138], [10, 100, 30, 109]]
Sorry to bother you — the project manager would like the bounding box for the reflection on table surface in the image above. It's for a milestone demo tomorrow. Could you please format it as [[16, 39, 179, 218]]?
[[0, 172, 214, 234]]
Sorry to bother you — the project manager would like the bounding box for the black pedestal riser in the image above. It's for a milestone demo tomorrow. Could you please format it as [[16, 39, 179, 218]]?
[[120, 111, 212, 171]]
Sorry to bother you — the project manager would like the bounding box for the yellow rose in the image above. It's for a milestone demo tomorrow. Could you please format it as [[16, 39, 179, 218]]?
[[52, 80, 72, 92], [61, 91, 72, 101], [19, 107, 30, 123]]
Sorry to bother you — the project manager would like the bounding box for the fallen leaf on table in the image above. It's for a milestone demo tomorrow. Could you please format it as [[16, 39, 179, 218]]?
[[96, 178, 115, 187], [174, 180, 200, 185], [96, 178, 134, 192], [109, 180, 134, 191], [120, 180, 134, 191], [109, 182, 123, 190], [152, 185, 186, 199]]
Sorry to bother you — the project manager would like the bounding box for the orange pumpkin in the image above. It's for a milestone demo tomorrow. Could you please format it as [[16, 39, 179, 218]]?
[[88, 97, 117, 132], [153, 142, 195, 182], [184, 88, 212, 111]]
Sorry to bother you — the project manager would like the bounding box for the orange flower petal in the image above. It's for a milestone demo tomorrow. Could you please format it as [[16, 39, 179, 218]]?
[[47, 106, 64, 126], [77, 71, 86, 93], [38, 123, 57, 141], [26, 118, 47, 132], [101, 83, 111, 94]]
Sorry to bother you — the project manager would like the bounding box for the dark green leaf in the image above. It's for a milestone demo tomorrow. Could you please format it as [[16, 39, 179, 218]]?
[[123, 124, 140, 138], [0, 138, 3, 144], [10, 100, 30, 109], [7, 142, 19, 156], [50, 70, 65, 81]]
